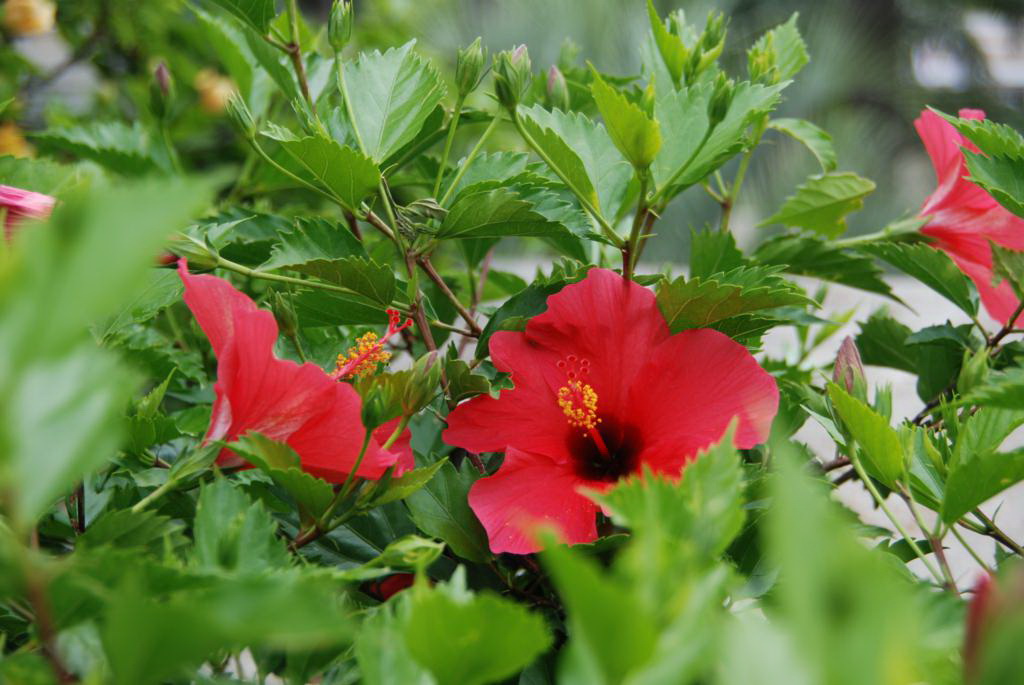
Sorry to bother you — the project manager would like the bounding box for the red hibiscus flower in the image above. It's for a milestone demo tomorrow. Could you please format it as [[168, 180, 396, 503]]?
[[443, 268, 779, 554], [1, 184, 55, 239], [915, 108, 1024, 326], [177, 259, 414, 483]]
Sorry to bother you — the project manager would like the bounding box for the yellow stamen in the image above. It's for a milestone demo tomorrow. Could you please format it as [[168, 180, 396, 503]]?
[[558, 380, 599, 430], [334, 331, 391, 379]]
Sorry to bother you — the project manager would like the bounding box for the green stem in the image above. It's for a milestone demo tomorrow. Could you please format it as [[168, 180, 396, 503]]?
[[949, 523, 993, 573], [439, 113, 502, 207], [131, 477, 179, 514], [285, 0, 312, 104], [433, 96, 465, 198], [973, 508, 1024, 556], [337, 430, 374, 503], [511, 110, 619, 245], [381, 416, 411, 450], [900, 485, 958, 594], [623, 173, 649, 280], [849, 455, 945, 585]]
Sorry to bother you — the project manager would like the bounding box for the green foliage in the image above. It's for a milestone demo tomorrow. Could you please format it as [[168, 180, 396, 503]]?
[[205, 0, 276, 34], [767, 117, 837, 172], [33, 122, 161, 175], [405, 460, 490, 562], [759, 171, 876, 238], [588, 68, 661, 170], [827, 383, 905, 487], [861, 242, 977, 316]]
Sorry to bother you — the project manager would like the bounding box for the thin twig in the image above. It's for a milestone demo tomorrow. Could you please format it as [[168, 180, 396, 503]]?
[[417, 257, 482, 336]]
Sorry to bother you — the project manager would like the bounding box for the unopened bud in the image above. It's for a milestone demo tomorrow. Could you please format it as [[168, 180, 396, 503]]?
[[328, 0, 353, 54], [557, 38, 579, 71], [226, 92, 256, 139], [149, 61, 174, 121], [194, 68, 235, 115], [493, 45, 531, 112], [833, 336, 867, 402], [402, 351, 442, 415], [748, 33, 780, 85], [270, 291, 299, 339], [708, 73, 734, 127], [666, 9, 687, 38], [696, 12, 727, 72], [545, 65, 570, 110], [455, 37, 486, 98]]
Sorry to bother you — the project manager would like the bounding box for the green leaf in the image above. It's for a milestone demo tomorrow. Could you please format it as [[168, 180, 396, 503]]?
[[768, 117, 836, 172], [516, 109, 600, 211], [656, 266, 812, 332], [542, 542, 658, 684], [34, 122, 159, 176], [752, 13, 808, 81], [366, 458, 448, 507], [344, 41, 446, 162], [518, 105, 632, 220], [78, 509, 183, 552], [438, 185, 572, 241], [442, 150, 529, 202], [96, 269, 183, 341], [645, 0, 687, 85], [444, 359, 492, 403], [755, 234, 893, 297], [689, 228, 747, 280], [990, 243, 1024, 299], [192, 478, 290, 574], [936, 108, 1024, 158], [0, 178, 215, 526], [588, 68, 661, 170], [759, 171, 876, 238], [965, 366, 1024, 409], [404, 588, 552, 685], [964, 151, 1024, 218], [405, 461, 489, 562], [262, 128, 381, 210], [205, 0, 276, 34], [860, 242, 977, 316], [293, 290, 390, 327], [0, 154, 84, 195], [826, 383, 904, 488], [651, 84, 712, 191], [356, 605, 434, 685], [227, 432, 336, 522], [855, 311, 916, 373], [942, 448, 1024, 523]]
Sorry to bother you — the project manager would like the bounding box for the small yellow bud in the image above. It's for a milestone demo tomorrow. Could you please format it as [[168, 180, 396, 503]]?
[[0, 121, 33, 158], [3, 0, 56, 37]]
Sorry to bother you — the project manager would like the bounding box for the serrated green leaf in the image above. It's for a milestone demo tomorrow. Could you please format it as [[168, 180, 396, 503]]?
[[205, 0, 276, 34], [405, 461, 489, 562], [518, 106, 633, 220], [963, 151, 1024, 218], [228, 432, 336, 521], [441, 150, 529, 203], [343, 41, 446, 162], [936, 108, 1024, 159], [437, 185, 571, 241], [292, 290, 390, 327], [516, 109, 600, 211], [990, 242, 1024, 301], [965, 366, 1024, 409], [651, 83, 712, 190], [827, 383, 903, 488], [942, 448, 1024, 524], [768, 117, 836, 172], [404, 588, 552, 685], [760, 172, 875, 238], [0, 154, 84, 195], [444, 359, 491, 403], [192, 478, 290, 574], [755, 234, 893, 297], [78, 509, 183, 552], [589, 68, 661, 170], [752, 13, 808, 81], [368, 458, 448, 507], [855, 311, 916, 373], [34, 122, 158, 176], [262, 128, 380, 210], [860, 242, 977, 315], [656, 266, 811, 332], [689, 228, 747, 279]]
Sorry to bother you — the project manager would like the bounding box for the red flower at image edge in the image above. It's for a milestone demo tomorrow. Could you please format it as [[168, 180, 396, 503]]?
[[177, 259, 413, 483], [915, 108, 1024, 326], [1, 184, 55, 239], [444, 268, 779, 554]]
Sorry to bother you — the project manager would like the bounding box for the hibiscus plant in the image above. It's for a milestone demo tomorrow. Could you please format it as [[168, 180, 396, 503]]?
[[4, 1, 1024, 683]]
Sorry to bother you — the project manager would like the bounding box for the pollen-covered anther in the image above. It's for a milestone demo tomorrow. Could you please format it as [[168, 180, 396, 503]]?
[[558, 380, 600, 430], [333, 332, 391, 380]]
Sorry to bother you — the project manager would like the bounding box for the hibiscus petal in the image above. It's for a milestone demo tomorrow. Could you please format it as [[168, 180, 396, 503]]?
[[444, 330, 577, 462], [468, 447, 598, 555], [178, 260, 402, 482], [628, 328, 778, 474], [916, 108, 993, 216], [1, 184, 55, 239]]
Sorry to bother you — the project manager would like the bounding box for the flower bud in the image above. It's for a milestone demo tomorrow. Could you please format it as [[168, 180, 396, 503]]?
[[149, 61, 174, 121], [557, 38, 579, 71], [833, 336, 868, 402], [168, 234, 219, 270], [3, 0, 56, 37], [545, 65, 570, 111], [0, 121, 33, 158], [194, 68, 235, 115], [696, 12, 727, 72], [666, 9, 687, 38], [748, 34, 780, 85], [455, 37, 486, 98], [957, 347, 990, 396], [707, 73, 734, 127], [226, 92, 257, 139], [270, 291, 299, 340], [493, 45, 531, 112], [401, 351, 442, 415], [328, 0, 353, 54]]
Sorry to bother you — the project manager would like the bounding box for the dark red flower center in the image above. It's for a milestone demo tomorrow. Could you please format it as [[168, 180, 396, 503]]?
[[556, 355, 640, 482]]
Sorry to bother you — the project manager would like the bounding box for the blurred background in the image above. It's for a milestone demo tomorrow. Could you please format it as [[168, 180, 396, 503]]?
[[2, 0, 1024, 264]]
